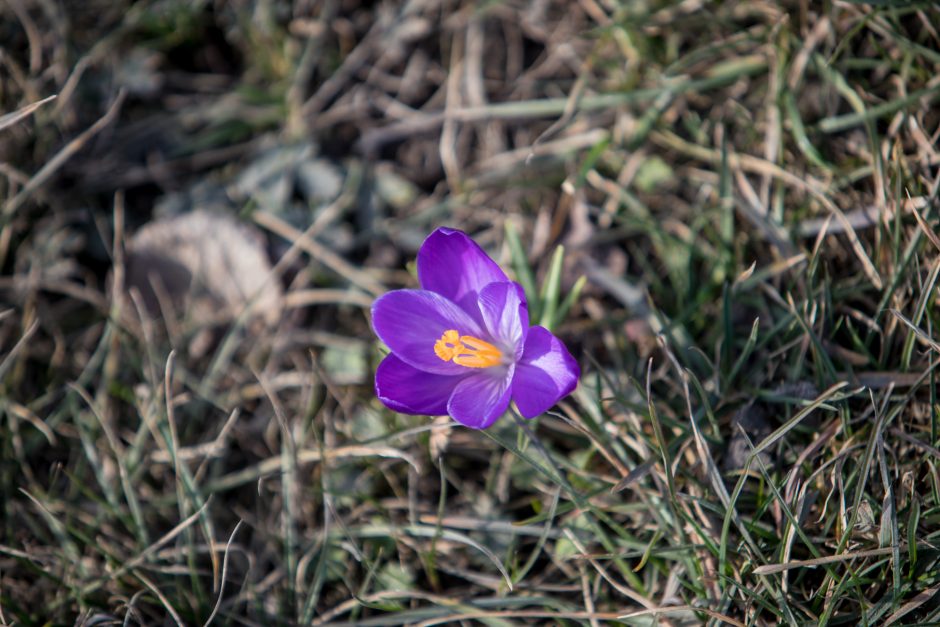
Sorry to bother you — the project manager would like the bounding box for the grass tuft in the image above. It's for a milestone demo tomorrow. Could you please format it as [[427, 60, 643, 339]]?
[[2, 0, 940, 624]]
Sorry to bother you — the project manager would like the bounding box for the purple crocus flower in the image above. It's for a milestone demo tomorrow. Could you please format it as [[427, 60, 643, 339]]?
[[371, 227, 579, 429]]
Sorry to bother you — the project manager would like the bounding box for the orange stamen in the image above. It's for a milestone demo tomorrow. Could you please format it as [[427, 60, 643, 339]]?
[[433, 329, 503, 368], [433, 329, 463, 361]]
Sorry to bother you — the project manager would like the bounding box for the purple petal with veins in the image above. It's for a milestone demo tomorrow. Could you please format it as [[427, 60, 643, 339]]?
[[477, 281, 528, 360], [375, 354, 463, 416], [448, 366, 514, 429], [511, 326, 580, 418], [418, 228, 508, 325]]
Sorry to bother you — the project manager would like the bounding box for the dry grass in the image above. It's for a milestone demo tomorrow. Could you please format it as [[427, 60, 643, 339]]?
[[2, 0, 940, 624]]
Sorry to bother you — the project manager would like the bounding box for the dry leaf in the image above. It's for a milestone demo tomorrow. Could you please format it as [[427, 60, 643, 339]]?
[[125, 210, 283, 331]]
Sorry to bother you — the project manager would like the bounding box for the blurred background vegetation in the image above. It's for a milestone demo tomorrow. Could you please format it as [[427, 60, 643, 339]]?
[[2, 0, 940, 624]]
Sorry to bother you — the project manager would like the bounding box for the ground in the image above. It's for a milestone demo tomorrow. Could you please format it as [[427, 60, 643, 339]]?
[[2, 0, 940, 625]]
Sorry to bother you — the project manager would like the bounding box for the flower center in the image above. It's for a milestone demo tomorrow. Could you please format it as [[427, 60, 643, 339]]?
[[433, 329, 503, 368]]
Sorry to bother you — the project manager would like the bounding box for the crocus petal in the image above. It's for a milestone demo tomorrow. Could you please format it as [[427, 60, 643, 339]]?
[[372, 289, 485, 375], [511, 326, 579, 418], [447, 367, 514, 429], [478, 281, 528, 360], [417, 228, 509, 320], [375, 354, 462, 415]]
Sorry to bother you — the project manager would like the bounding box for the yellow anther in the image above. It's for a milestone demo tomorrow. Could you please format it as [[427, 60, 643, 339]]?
[[433, 329, 503, 368], [434, 329, 463, 361]]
